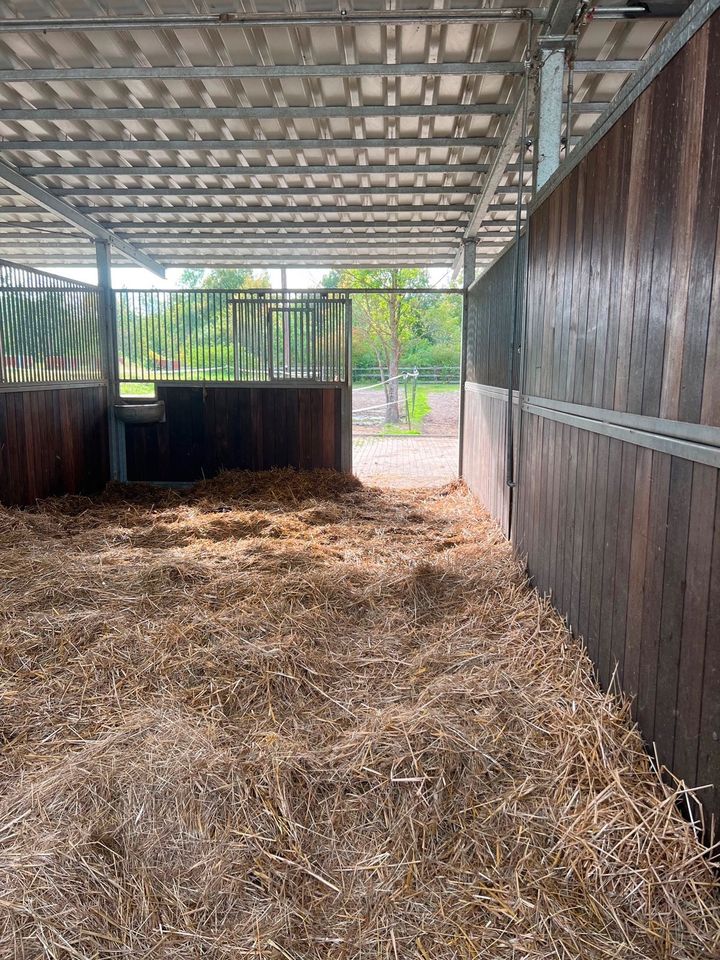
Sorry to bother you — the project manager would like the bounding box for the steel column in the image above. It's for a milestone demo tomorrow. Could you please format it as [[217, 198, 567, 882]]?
[[458, 238, 477, 479], [95, 241, 126, 482], [535, 46, 566, 190]]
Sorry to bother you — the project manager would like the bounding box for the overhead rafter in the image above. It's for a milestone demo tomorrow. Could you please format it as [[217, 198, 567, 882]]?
[[49, 186, 498, 199], [0, 102, 606, 123], [20, 163, 494, 178], [0, 10, 544, 33], [456, 0, 582, 273], [0, 60, 640, 83], [0, 104, 517, 122], [0, 158, 164, 277], [0, 137, 503, 153]]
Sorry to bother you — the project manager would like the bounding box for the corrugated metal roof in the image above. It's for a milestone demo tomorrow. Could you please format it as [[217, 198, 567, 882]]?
[[0, 1, 676, 273]]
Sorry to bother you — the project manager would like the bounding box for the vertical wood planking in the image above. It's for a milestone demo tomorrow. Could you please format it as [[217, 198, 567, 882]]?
[[0, 385, 109, 505]]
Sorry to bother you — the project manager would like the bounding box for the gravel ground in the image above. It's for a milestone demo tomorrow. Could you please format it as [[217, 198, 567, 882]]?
[[352, 386, 459, 437]]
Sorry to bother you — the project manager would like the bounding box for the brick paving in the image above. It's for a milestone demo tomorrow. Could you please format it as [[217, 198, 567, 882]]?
[[352, 436, 458, 489]]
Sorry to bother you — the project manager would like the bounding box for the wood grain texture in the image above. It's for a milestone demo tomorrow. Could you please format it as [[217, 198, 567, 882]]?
[[462, 10, 720, 828], [125, 385, 345, 483], [463, 387, 510, 536], [0, 385, 109, 506]]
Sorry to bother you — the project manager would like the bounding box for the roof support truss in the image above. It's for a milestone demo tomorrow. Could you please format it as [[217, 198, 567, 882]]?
[[0, 158, 165, 277]]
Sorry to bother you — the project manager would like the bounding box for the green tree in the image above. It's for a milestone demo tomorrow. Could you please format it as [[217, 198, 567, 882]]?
[[179, 267, 270, 289], [323, 267, 428, 423]]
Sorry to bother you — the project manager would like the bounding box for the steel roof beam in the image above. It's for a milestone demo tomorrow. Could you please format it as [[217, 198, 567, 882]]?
[[54, 186, 490, 198], [0, 104, 517, 122], [0, 11, 544, 33], [73, 203, 478, 215], [0, 60, 642, 84], [0, 157, 164, 277], [0, 102, 607, 123], [8, 256, 469, 266], [0, 137, 503, 153], [21, 163, 496, 177], [459, 0, 581, 270]]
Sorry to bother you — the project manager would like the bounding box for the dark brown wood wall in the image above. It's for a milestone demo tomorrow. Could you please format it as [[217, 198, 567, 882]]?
[[0, 384, 109, 506], [515, 414, 720, 821], [125, 384, 345, 483], [462, 10, 720, 824], [465, 242, 520, 390]]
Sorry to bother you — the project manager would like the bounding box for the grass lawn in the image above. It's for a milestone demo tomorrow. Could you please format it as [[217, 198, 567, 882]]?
[[380, 382, 459, 436], [120, 382, 157, 397]]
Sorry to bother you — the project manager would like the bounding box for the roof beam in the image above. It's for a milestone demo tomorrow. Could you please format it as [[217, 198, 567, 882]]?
[[0, 103, 516, 122], [462, 97, 530, 241], [0, 222, 471, 235], [20, 163, 496, 177], [0, 137, 502, 153], [0, 60, 641, 84], [0, 11, 544, 33], [9, 256, 467, 267], [72, 203, 478, 216], [0, 202, 474, 216], [0, 157, 164, 277], [0, 102, 607, 124], [457, 0, 581, 271], [53, 186, 489, 198], [1, 241, 465, 254]]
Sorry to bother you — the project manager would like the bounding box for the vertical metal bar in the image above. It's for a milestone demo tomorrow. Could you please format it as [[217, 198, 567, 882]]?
[[506, 62, 531, 493], [96, 240, 125, 482], [196, 289, 201, 381], [340, 296, 352, 472], [0, 276, 7, 386], [565, 57, 574, 156], [458, 238, 476, 478]]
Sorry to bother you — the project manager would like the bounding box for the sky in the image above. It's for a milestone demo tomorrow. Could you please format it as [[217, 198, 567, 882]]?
[[48, 264, 455, 289]]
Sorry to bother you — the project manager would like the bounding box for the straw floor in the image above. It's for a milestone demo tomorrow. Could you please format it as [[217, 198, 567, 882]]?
[[0, 470, 718, 958]]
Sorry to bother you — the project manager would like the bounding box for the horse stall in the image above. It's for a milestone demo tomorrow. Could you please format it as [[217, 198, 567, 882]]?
[[1, 1, 720, 957], [0, 261, 109, 505]]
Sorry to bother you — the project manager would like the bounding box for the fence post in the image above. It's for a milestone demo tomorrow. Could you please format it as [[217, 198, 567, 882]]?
[[341, 297, 353, 473], [458, 238, 476, 478], [95, 240, 126, 482]]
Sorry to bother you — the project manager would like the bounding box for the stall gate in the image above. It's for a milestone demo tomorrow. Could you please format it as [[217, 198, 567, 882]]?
[[115, 289, 352, 482]]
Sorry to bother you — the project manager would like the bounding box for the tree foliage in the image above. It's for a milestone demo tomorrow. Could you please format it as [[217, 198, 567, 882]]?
[[179, 268, 270, 290], [323, 267, 461, 422]]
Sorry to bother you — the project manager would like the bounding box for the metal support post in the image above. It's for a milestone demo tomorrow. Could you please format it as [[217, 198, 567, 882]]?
[[535, 44, 566, 190], [341, 297, 353, 474], [95, 240, 126, 482], [458, 238, 476, 478]]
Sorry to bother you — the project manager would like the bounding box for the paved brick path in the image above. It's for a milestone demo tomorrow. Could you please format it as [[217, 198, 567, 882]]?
[[352, 436, 458, 489]]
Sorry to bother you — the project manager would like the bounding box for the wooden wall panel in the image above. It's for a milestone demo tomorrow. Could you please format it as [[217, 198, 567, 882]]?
[[0, 385, 109, 506], [462, 8, 720, 829], [463, 386, 510, 535], [465, 240, 523, 390], [524, 14, 720, 424], [125, 384, 345, 483], [514, 415, 720, 825], [462, 239, 523, 534]]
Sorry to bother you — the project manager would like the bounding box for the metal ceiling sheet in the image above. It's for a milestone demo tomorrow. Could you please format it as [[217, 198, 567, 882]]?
[[0, 0, 674, 271]]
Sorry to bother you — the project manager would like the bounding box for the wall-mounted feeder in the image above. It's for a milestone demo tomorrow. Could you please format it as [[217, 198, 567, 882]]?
[[114, 401, 166, 425]]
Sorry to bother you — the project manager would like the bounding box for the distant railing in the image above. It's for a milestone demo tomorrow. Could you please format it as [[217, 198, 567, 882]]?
[[353, 365, 460, 384], [116, 289, 350, 384], [0, 260, 103, 386]]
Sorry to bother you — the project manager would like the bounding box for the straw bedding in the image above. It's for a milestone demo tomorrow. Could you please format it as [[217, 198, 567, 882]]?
[[0, 469, 718, 959]]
